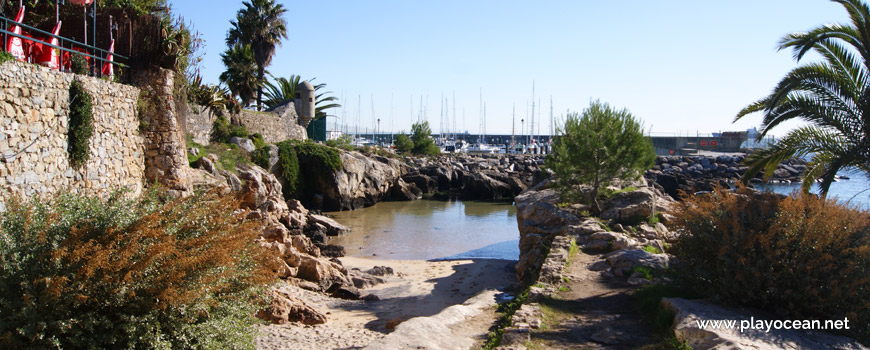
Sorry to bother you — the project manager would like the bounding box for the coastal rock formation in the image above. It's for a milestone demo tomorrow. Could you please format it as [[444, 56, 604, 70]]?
[[514, 183, 582, 284], [315, 151, 408, 211], [258, 290, 327, 325], [662, 298, 867, 350], [645, 155, 810, 200]]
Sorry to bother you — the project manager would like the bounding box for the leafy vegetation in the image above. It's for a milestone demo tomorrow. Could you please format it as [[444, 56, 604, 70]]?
[[211, 114, 250, 144], [68, 80, 94, 169], [226, 0, 287, 111], [734, 0, 870, 197], [0, 189, 273, 349], [0, 51, 14, 64], [275, 141, 301, 199], [187, 137, 252, 174], [410, 121, 440, 156], [633, 284, 700, 349], [393, 133, 414, 153], [325, 135, 354, 151], [642, 245, 662, 254], [672, 185, 870, 343], [481, 286, 531, 350], [546, 100, 655, 214], [220, 44, 259, 107]]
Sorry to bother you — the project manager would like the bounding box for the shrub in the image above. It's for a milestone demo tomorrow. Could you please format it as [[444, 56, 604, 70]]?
[[394, 133, 413, 153], [211, 114, 249, 143], [0, 51, 14, 64], [671, 185, 870, 343], [410, 121, 440, 156], [275, 141, 301, 199], [546, 100, 655, 214], [251, 145, 272, 170], [68, 80, 94, 169], [251, 133, 266, 149], [0, 190, 272, 349], [70, 53, 89, 75]]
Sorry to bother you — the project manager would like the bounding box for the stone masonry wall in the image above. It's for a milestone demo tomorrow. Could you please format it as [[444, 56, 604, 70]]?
[[133, 68, 191, 197], [185, 101, 308, 145], [0, 60, 144, 207]]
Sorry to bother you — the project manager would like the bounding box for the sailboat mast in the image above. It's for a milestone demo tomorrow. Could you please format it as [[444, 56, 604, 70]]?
[[511, 104, 515, 152], [531, 81, 535, 144]]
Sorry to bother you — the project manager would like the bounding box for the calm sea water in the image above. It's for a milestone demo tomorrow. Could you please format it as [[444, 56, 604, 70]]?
[[327, 198, 519, 261], [758, 169, 870, 210]]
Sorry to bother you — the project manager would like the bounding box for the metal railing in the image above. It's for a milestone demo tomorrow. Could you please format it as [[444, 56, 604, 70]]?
[[1, 14, 128, 77]]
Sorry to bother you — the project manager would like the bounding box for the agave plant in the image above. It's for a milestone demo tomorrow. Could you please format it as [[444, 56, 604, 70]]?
[[735, 0, 870, 197]]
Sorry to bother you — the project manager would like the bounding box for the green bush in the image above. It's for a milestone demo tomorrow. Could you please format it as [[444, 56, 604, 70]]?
[[273, 140, 342, 200], [410, 121, 440, 156], [211, 114, 249, 143], [394, 133, 413, 153], [70, 54, 89, 75], [0, 190, 272, 349], [275, 141, 301, 199], [251, 133, 266, 149], [0, 51, 14, 64], [68, 80, 94, 169], [252, 145, 272, 170], [672, 185, 870, 343], [325, 135, 354, 151], [546, 100, 655, 214]]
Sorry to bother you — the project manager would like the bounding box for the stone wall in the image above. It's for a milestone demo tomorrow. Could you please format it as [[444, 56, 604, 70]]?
[[185, 102, 308, 145], [133, 68, 191, 197], [0, 60, 144, 206]]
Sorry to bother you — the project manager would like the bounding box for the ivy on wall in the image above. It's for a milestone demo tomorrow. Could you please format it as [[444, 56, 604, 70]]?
[[68, 80, 94, 169]]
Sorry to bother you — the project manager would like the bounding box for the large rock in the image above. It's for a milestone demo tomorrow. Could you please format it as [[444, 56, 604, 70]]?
[[514, 187, 582, 284], [258, 290, 326, 325], [461, 172, 514, 200], [297, 255, 352, 290], [600, 187, 673, 223], [229, 136, 256, 153], [389, 178, 422, 201], [604, 248, 669, 276], [402, 173, 438, 194], [311, 150, 407, 211], [308, 214, 351, 236], [662, 298, 866, 350]]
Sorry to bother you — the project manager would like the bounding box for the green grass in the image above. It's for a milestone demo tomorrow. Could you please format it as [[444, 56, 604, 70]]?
[[632, 266, 654, 280], [186, 136, 251, 174], [0, 51, 14, 64], [633, 284, 701, 333], [643, 245, 663, 254], [481, 286, 531, 350], [558, 286, 569, 292]]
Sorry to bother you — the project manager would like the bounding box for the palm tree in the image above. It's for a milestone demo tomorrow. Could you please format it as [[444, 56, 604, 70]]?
[[263, 75, 342, 119], [735, 0, 870, 197], [219, 43, 258, 107], [226, 0, 287, 111]]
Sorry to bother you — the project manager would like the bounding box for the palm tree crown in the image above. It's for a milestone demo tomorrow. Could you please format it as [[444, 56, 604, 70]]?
[[226, 0, 287, 111], [219, 44, 259, 107], [735, 0, 870, 197]]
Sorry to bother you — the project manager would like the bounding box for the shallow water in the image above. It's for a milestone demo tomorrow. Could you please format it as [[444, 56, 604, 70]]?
[[327, 198, 519, 261]]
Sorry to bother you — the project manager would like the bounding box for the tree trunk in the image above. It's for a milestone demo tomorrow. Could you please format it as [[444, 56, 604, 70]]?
[[257, 65, 265, 111]]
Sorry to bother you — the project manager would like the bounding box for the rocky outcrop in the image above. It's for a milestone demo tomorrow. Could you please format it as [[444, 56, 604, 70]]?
[[258, 290, 327, 325], [662, 298, 867, 350], [645, 155, 812, 200], [600, 186, 675, 224], [514, 183, 582, 284], [312, 151, 408, 211]]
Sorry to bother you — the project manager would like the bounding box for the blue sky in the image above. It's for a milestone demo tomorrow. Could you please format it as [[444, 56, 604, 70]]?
[[172, 0, 848, 137]]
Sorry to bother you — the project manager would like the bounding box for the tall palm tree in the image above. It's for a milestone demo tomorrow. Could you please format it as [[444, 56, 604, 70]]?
[[219, 44, 258, 107], [263, 75, 342, 119], [735, 0, 870, 197], [226, 0, 287, 111]]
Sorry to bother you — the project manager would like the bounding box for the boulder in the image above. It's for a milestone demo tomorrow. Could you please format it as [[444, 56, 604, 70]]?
[[349, 269, 386, 289], [389, 178, 422, 201], [604, 248, 669, 276], [308, 214, 351, 236], [319, 244, 347, 258], [662, 298, 866, 350], [297, 255, 351, 290], [366, 266, 394, 276], [460, 172, 513, 200], [290, 234, 320, 257], [402, 173, 438, 194], [258, 290, 326, 325], [229, 136, 256, 153], [326, 283, 362, 300], [312, 150, 407, 211]]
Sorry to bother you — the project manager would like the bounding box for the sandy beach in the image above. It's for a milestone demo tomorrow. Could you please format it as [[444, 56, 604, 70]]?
[[257, 257, 517, 350]]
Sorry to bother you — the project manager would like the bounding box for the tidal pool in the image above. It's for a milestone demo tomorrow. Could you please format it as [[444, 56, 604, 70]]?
[[327, 198, 519, 261]]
